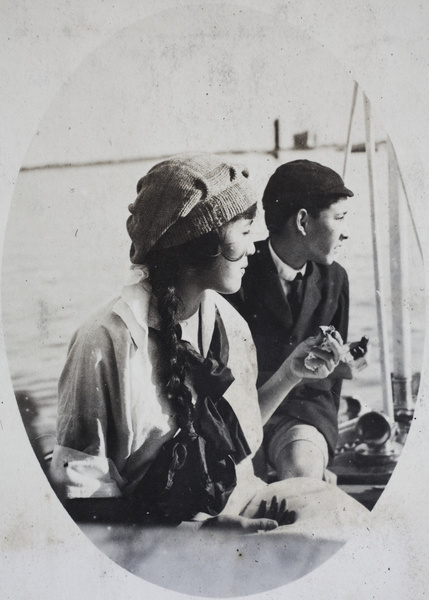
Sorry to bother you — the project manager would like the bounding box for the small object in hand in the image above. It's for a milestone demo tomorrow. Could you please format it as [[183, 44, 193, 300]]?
[[304, 325, 336, 371], [342, 335, 369, 363]]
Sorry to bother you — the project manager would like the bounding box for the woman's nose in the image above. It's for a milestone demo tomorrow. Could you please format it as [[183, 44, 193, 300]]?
[[247, 240, 256, 256]]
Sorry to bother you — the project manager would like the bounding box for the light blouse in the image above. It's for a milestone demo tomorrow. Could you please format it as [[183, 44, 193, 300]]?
[[50, 277, 266, 516]]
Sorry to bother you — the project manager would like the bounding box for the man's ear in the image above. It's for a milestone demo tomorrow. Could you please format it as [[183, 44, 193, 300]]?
[[296, 209, 308, 235]]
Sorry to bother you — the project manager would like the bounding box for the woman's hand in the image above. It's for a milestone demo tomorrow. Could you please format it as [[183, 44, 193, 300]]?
[[200, 514, 278, 533], [287, 329, 343, 380], [252, 495, 296, 526], [201, 496, 296, 533], [332, 355, 369, 380], [258, 328, 343, 425]]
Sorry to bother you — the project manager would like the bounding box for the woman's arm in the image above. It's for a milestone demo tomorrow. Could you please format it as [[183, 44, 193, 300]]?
[[50, 321, 128, 499], [257, 330, 342, 425]]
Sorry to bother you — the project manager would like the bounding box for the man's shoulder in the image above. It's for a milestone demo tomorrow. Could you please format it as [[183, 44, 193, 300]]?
[[252, 238, 270, 260], [233, 241, 271, 307], [242, 238, 272, 279]]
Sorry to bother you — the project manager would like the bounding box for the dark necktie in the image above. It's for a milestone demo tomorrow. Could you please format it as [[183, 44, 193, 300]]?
[[287, 273, 304, 322]]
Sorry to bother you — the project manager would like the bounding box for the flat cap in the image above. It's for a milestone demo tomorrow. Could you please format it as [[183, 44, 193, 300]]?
[[262, 159, 354, 210]]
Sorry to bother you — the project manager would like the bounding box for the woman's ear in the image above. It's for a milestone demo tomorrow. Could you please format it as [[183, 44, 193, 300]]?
[[296, 209, 308, 236]]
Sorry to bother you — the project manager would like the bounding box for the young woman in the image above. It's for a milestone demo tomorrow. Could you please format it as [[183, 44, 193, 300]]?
[[50, 153, 342, 531]]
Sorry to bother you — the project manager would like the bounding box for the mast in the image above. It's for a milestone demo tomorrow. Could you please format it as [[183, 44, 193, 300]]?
[[387, 137, 414, 411], [363, 94, 395, 421]]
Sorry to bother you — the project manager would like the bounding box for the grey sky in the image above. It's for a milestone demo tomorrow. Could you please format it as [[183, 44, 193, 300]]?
[[23, 7, 381, 169]]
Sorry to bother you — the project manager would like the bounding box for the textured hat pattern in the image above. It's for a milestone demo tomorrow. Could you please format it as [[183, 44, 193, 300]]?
[[127, 153, 255, 263]]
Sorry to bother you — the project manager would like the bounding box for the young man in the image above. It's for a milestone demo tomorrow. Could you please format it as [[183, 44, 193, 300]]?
[[229, 159, 367, 482]]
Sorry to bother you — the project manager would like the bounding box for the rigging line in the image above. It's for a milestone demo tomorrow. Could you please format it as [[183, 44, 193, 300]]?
[[343, 81, 359, 179], [387, 137, 424, 261]]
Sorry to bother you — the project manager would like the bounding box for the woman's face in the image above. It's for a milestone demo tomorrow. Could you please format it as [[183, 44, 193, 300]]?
[[198, 217, 255, 294]]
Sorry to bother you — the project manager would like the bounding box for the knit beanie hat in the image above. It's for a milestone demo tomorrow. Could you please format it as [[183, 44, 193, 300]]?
[[126, 153, 256, 264]]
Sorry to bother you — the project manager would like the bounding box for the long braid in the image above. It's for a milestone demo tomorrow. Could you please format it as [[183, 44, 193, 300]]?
[[147, 251, 194, 431], [145, 204, 257, 431]]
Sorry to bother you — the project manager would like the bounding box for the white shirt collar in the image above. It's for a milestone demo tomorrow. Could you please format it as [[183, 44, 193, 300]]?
[[268, 239, 307, 281], [112, 265, 216, 357]]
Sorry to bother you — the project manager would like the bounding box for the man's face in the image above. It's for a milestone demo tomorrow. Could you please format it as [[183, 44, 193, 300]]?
[[303, 197, 350, 265]]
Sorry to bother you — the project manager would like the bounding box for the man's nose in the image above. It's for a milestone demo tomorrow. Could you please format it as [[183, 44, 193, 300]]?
[[340, 224, 350, 240], [247, 240, 256, 255]]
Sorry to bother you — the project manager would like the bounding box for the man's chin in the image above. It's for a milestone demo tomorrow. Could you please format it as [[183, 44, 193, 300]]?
[[318, 256, 335, 266]]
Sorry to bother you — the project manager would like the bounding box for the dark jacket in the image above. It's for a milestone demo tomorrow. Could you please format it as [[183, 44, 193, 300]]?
[[228, 238, 349, 455]]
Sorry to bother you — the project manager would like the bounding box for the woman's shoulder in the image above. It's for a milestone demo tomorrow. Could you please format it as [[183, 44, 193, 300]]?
[[69, 297, 131, 351], [208, 289, 244, 318], [207, 290, 253, 340]]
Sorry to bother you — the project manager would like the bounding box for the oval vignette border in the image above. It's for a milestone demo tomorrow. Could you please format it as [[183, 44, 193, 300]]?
[[0, 2, 428, 600]]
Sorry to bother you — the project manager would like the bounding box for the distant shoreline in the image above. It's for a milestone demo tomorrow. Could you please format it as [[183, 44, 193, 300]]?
[[20, 142, 386, 172]]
